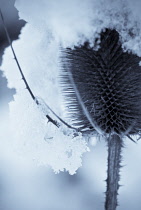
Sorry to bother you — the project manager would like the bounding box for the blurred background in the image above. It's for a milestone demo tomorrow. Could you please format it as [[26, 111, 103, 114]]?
[[0, 1, 141, 210]]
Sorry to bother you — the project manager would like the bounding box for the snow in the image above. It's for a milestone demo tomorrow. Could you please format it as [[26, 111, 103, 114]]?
[[6, 91, 89, 175], [1, 0, 141, 174], [15, 0, 141, 55]]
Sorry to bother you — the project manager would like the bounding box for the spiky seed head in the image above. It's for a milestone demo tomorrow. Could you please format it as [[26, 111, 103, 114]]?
[[61, 29, 141, 136]]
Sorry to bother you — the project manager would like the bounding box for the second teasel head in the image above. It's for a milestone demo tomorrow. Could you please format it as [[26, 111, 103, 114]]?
[[61, 29, 141, 138]]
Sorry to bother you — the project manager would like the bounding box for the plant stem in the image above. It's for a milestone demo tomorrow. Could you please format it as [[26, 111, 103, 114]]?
[[105, 134, 122, 210], [0, 8, 76, 131]]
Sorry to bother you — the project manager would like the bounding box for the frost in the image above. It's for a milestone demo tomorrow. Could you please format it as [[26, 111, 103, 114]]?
[[1, 0, 141, 174], [35, 96, 55, 116], [8, 92, 89, 175]]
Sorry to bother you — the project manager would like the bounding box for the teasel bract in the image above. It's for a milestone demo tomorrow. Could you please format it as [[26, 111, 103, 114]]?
[[61, 29, 141, 210]]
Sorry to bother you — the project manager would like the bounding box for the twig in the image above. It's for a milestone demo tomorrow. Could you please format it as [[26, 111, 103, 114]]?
[[0, 8, 76, 130]]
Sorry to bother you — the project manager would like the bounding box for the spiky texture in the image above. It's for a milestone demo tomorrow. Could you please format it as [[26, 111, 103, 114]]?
[[61, 29, 141, 136], [61, 29, 141, 210], [105, 134, 122, 210]]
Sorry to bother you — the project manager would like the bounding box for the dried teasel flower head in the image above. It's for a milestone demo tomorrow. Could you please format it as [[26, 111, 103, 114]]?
[[61, 29, 141, 138]]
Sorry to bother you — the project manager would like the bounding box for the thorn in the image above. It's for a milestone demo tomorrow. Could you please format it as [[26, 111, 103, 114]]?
[[120, 164, 126, 168], [127, 134, 137, 143], [137, 135, 141, 141], [118, 184, 124, 188]]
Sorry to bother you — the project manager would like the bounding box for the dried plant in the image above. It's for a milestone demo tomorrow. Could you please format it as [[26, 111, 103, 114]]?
[[1, 8, 141, 210], [61, 29, 141, 209]]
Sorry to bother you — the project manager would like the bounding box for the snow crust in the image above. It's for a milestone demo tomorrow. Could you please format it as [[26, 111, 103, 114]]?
[[2, 0, 141, 174]]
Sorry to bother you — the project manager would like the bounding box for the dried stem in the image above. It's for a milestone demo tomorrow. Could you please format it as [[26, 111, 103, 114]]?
[[105, 134, 122, 210], [0, 8, 76, 131]]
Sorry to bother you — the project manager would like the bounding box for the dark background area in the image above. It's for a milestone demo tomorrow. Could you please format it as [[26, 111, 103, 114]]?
[[0, 0, 25, 115]]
